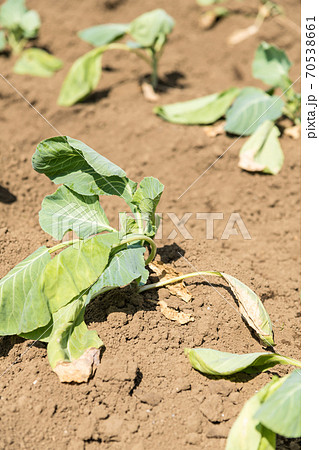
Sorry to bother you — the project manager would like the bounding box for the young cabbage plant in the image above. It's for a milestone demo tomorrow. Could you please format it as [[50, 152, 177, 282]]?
[[0, 0, 63, 77], [185, 348, 301, 447], [58, 9, 175, 107], [0, 136, 276, 383], [0, 0, 40, 54], [154, 42, 300, 175]]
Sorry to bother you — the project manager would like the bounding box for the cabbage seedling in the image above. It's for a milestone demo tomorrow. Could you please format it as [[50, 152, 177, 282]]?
[[58, 9, 175, 107], [0, 136, 275, 383], [0, 0, 63, 77], [0, 0, 40, 54], [154, 42, 300, 175]]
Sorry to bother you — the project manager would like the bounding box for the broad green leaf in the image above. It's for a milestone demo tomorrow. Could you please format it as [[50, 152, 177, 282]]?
[[185, 348, 300, 376], [129, 9, 174, 48], [130, 177, 164, 236], [220, 272, 274, 346], [238, 120, 284, 175], [154, 88, 240, 125], [39, 185, 113, 240], [119, 212, 140, 236], [86, 245, 148, 304], [79, 23, 129, 47], [58, 46, 106, 106], [47, 296, 103, 383], [225, 87, 284, 136], [32, 136, 137, 202], [13, 48, 63, 77], [0, 246, 51, 335], [0, 0, 26, 29], [255, 370, 301, 438], [0, 30, 6, 51], [253, 42, 292, 88], [42, 233, 119, 313], [226, 378, 278, 450], [20, 9, 40, 38], [20, 320, 52, 343]]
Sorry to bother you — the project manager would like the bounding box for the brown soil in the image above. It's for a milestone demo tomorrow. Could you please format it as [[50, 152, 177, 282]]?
[[0, 0, 300, 449]]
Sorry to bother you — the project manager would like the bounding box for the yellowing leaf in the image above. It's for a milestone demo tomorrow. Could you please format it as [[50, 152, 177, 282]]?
[[238, 120, 284, 175], [221, 272, 274, 346]]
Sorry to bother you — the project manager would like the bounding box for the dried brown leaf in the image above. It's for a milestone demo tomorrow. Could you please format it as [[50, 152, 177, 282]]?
[[141, 82, 159, 102], [53, 347, 100, 383], [238, 148, 266, 172], [203, 121, 226, 138], [228, 24, 259, 45], [158, 300, 194, 325], [149, 261, 192, 302], [199, 11, 217, 30]]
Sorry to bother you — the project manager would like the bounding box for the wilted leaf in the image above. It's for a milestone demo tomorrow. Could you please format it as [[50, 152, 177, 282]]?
[[14, 48, 63, 77], [149, 260, 192, 302], [220, 272, 274, 346], [141, 81, 159, 102], [253, 41, 292, 88], [225, 87, 284, 136], [58, 46, 106, 106], [39, 185, 113, 240], [32, 136, 137, 203], [78, 23, 129, 47], [203, 121, 226, 137], [154, 88, 240, 125], [158, 300, 194, 324], [19, 9, 40, 38], [238, 120, 284, 175], [226, 378, 278, 450], [129, 9, 174, 49], [42, 233, 119, 313], [255, 370, 301, 438], [185, 348, 300, 376], [0, 246, 51, 335]]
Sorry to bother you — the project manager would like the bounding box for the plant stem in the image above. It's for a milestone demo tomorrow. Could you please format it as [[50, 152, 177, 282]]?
[[119, 234, 157, 265], [106, 43, 152, 66], [48, 239, 80, 254], [137, 270, 221, 293], [150, 50, 158, 89]]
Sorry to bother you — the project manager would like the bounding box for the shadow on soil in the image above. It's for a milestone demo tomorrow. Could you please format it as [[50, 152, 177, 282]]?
[[0, 185, 16, 204]]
